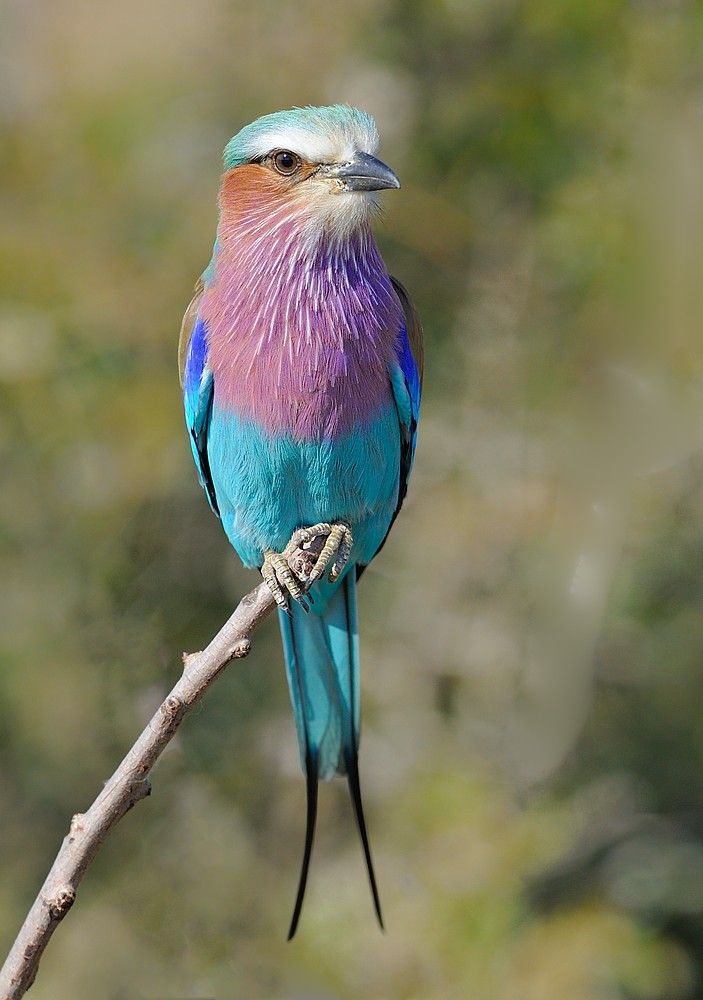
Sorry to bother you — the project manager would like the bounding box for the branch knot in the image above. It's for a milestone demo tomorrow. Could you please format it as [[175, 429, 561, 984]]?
[[161, 695, 185, 725], [46, 887, 75, 921], [231, 637, 251, 659], [68, 814, 84, 839]]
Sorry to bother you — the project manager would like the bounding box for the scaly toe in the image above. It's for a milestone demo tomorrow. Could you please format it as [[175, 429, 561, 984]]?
[[262, 550, 309, 612], [261, 558, 288, 610], [309, 521, 353, 584], [286, 524, 330, 553], [329, 525, 353, 581]]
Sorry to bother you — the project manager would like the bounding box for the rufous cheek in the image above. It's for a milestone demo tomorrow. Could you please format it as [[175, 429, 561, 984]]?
[[219, 165, 290, 218], [219, 163, 320, 220]]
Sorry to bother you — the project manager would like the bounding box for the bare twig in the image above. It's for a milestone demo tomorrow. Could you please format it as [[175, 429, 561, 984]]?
[[0, 577, 279, 999]]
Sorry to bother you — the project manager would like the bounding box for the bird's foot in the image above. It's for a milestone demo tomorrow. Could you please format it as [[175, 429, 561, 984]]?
[[285, 520, 353, 585], [261, 549, 310, 613], [261, 521, 354, 611]]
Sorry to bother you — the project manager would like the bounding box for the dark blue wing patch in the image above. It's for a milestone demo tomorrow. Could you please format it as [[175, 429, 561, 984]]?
[[359, 314, 423, 575], [184, 314, 208, 396], [183, 314, 219, 516], [398, 323, 421, 419], [392, 321, 421, 505]]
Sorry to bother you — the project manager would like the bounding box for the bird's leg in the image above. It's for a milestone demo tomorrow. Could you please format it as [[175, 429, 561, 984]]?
[[284, 521, 353, 585]]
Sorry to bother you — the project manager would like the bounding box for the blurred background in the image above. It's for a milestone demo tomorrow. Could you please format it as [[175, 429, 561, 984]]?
[[2, 1, 703, 997]]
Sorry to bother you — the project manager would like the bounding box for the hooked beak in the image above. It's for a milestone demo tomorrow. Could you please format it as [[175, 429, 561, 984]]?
[[321, 152, 401, 192]]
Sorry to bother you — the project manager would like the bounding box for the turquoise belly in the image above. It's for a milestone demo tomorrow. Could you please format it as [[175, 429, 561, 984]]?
[[206, 404, 400, 569]]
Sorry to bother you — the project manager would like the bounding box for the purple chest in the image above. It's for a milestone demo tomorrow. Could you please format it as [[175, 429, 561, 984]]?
[[202, 220, 402, 441]]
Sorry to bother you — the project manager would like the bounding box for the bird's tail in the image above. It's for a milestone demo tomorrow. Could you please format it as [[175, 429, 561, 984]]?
[[278, 570, 383, 938]]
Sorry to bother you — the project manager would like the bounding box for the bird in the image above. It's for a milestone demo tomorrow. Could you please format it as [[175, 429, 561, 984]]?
[[178, 105, 423, 937]]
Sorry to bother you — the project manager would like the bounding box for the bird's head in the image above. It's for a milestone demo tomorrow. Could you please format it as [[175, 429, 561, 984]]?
[[219, 105, 400, 242]]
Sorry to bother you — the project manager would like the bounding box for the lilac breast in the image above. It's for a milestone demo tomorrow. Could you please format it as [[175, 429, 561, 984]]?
[[202, 216, 402, 441]]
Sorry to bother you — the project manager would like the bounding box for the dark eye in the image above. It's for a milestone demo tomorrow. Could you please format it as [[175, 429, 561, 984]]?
[[272, 150, 301, 175]]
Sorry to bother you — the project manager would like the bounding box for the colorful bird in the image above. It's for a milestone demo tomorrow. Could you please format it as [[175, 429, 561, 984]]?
[[178, 105, 423, 937]]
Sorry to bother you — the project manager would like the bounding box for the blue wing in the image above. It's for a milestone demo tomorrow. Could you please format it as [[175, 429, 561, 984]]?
[[391, 277, 423, 510], [179, 282, 220, 516], [362, 277, 423, 570]]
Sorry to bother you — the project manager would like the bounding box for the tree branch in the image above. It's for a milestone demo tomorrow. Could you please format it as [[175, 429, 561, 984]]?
[[0, 577, 279, 1000]]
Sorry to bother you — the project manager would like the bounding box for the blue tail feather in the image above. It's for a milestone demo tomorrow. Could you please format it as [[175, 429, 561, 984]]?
[[279, 588, 347, 781], [287, 751, 318, 940], [278, 572, 382, 936]]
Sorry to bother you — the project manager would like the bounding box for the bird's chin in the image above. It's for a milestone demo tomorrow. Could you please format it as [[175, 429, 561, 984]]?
[[297, 185, 377, 242]]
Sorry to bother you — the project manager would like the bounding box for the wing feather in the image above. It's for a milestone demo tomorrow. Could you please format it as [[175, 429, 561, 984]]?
[[178, 278, 204, 387], [360, 277, 423, 572], [179, 280, 220, 515], [392, 276, 424, 397], [391, 277, 423, 503]]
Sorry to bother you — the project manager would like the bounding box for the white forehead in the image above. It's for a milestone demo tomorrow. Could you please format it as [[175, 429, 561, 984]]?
[[246, 124, 378, 163], [225, 105, 380, 167]]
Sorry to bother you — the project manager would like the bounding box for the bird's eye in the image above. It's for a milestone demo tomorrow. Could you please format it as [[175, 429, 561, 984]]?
[[272, 150, 301, 175]]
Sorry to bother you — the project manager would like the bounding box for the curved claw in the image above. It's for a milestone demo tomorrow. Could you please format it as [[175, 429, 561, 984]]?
[[261, 550, 309, 612], [307, 521, 353, 584]]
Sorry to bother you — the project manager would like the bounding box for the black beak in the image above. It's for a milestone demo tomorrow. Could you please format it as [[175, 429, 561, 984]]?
[[322, 152, 401, 192]]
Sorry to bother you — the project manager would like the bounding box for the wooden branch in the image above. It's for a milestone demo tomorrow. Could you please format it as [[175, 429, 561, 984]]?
[[0, 579, 279, 1000]]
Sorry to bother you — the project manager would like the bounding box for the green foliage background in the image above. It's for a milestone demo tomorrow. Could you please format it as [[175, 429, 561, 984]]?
[[2, 1, 703, 997]]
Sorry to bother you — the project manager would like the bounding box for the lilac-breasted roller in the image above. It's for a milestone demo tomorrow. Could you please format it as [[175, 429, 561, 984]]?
[[178, 105, 423, 936]]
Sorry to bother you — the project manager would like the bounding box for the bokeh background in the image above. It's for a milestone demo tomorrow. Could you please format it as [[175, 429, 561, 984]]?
[[2, 1, 703, 997]]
